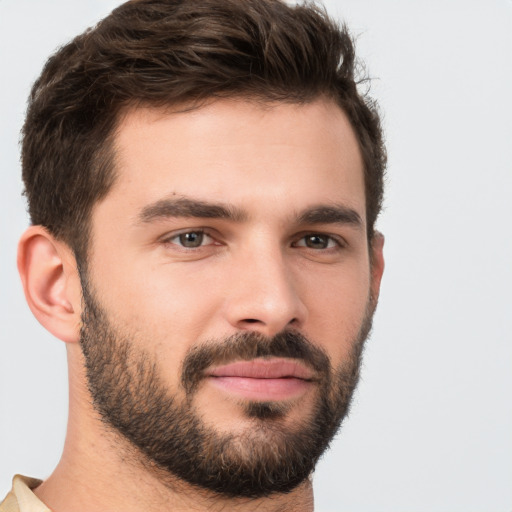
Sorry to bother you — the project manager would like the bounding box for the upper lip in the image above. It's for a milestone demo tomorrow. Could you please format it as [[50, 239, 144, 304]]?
[[207, 358, 315, 380]]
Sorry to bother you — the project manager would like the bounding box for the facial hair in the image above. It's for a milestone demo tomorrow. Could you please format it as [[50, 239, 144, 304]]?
[[79, 277, 375, 498]]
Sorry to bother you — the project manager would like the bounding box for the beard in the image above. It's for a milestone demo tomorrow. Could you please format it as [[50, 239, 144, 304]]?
[[79, 277, 375, 498]]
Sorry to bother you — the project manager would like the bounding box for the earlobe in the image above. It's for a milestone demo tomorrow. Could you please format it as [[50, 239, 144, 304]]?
[[370, 231, 385, 302], [17, 226, 82, 344]]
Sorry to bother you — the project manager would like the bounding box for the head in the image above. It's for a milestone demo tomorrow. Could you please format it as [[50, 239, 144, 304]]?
[[18, 0, 386, 500]]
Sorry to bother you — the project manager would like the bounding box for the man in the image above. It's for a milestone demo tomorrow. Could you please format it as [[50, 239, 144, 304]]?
[[1, 0, 385, 510]]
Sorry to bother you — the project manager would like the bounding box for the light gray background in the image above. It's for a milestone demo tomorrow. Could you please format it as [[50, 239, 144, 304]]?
[[1, 1, 511, 511]]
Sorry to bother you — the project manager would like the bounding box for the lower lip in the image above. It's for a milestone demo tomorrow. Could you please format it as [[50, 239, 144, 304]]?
[[207, 376, 312, 401]]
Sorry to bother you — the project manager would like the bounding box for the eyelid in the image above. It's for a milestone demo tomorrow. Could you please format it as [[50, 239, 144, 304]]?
[[160, 228, 215, 248], [157, 228, 347, 251], [292, 232, 347, 249]]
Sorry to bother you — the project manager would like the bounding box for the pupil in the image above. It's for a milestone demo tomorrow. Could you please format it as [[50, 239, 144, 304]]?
[[180, 232, 203, 247], [306, 235, 327, 249]]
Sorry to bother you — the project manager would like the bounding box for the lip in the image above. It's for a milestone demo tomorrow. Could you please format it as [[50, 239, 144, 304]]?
[[206, 358, 315, 401], [208, 358, 314, 380]]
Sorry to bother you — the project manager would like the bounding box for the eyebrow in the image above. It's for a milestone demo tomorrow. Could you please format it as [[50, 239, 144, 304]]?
[[297, 205, 363, 229], [137, 197, 247, 224], [137, 196, 363, 230]]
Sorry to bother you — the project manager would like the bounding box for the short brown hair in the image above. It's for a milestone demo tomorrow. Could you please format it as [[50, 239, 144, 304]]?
[[22, 0, 386, 259]]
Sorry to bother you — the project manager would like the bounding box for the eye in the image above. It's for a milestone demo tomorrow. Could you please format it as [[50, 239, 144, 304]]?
[[294, 234, 339, 250], [166, 230, 214, 248]]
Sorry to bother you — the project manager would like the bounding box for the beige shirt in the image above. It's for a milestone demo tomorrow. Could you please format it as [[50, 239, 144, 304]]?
[[0, 476, 50, 512]]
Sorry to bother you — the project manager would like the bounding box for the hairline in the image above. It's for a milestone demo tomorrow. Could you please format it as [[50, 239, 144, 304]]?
[[74, 93, 376, 272]]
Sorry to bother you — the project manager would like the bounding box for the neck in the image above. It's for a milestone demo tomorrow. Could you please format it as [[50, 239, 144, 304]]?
[[35, 433, 314, 512]]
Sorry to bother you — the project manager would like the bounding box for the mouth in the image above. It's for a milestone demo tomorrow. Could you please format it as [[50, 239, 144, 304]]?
[[206, 358, 316, 401]]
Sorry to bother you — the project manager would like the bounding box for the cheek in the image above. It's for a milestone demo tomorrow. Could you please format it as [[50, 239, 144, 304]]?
[[298, 261, 371, 362], [87, 252, 225, 373]]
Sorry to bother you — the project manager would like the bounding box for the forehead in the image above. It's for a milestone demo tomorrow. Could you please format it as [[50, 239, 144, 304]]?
[[102, 98, 365, 224]]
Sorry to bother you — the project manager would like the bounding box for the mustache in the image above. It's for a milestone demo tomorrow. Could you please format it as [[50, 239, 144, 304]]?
[[181, 330, 332, 395]]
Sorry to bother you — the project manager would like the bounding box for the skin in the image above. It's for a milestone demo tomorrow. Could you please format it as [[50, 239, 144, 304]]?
[[18, 98, 384, 512]]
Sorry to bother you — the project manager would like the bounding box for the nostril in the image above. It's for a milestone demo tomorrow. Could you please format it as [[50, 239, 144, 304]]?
[[242, 317, 298, 326]]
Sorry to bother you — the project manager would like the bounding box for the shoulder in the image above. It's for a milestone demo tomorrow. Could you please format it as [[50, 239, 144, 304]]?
[[0, 476, 49, 512]]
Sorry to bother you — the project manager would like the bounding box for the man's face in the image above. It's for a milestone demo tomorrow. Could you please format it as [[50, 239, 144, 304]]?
[[79, 99, 382, 496]]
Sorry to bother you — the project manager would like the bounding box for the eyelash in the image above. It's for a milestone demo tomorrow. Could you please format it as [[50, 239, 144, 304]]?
[[161, 229, 345, 251], [293, 233, 344, 250], [162, 229, 214, 249]]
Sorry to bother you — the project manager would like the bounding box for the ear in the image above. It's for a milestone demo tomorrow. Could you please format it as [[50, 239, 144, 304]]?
[[370, 231, 385, 303], [17, 226, 82, 344]]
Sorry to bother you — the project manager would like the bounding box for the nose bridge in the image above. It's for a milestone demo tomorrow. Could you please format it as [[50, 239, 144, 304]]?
[[223, 237, 307, 336]]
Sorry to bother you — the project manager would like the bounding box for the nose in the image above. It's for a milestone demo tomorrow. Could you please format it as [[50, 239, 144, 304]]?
[[222, 246, 308, 337]]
